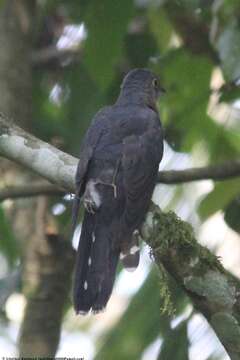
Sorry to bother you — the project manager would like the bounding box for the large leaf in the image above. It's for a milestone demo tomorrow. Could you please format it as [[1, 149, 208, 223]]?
[[208, 126, 240, 163], [148, 7, 172, 52], [198, 179, 240, 221], [219, 85, 240, 104], [32, 70, 66, 143], [83, 0, 135, 90], [95, 270, 166, 360], [154, 48, 239, 162], [125, 30, 158, 69], [157, 320, 189, 360], [155, 49, 214, 152], [224, 196, 240, 233], [63, 64, 103, 153], [216, 19, 240, 81], [33, 64, 102, 154]]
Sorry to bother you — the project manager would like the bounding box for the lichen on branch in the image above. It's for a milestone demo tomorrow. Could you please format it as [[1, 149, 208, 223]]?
[[143, 205, 240, 359], [0, 113, 77, 191]]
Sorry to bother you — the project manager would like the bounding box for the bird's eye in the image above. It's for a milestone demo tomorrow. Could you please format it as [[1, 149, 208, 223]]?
[[152, 78, 159, 89]]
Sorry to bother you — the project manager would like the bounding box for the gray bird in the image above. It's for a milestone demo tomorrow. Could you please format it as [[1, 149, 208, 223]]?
[[72, 68, 164, 314]]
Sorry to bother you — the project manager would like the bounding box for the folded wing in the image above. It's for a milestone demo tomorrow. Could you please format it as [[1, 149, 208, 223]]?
[[119, 128, 163, 270]]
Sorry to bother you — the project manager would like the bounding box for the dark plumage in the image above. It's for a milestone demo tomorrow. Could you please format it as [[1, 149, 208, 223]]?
[[72, 68, 164, 314]]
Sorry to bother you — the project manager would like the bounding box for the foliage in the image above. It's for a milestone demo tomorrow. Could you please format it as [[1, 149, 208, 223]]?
[[0, 0, 240, 359]]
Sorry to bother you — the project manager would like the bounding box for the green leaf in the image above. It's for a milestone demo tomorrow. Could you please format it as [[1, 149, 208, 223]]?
[[32, 70, 67, 144], [63, 64, 103, 153], [125, 31, 158, 69], [95, 269, 188, 360], [198, 179, 240, 221], [155, 48, 239, 160], [157, 320, 189, 360], [95, 270, 166, 360], [224, 129, 240, 153], [219, 86, 240, 103], [224, 196, 240, 233], [208, 126, 240, 162], [156, 49, 214, 152], [148, 8, 172, 52], [216, 19, 240, 81], [83, 0, 135, 89]]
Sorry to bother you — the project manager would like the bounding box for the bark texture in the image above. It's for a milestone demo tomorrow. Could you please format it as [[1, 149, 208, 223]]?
[[19, 229, 74, 356], [0, 114, 239, 195], [0, 2, 74, 357], [0, 114, 77, 191], [0, 4, 239, 355], [0, 0, 33, 127], [143, 205, 240, 360], [1, 111, 240, 358]]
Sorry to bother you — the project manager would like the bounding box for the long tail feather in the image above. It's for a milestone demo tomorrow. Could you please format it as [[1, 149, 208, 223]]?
[[73, 212, 119, 314]]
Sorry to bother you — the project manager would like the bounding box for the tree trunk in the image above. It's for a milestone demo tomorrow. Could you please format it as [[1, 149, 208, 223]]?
[[0, 1, 74, 356]]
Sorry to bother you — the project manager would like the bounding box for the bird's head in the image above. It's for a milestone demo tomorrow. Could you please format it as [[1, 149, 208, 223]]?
[[119, 68, 165, 111]]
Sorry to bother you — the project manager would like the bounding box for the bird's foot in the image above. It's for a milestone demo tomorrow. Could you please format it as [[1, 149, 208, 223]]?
[[84, 198, 97, 214], [83, 179, 102, 214]]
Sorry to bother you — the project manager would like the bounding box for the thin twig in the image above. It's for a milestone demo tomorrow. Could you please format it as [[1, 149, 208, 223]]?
[[31, 46, 81, 65]]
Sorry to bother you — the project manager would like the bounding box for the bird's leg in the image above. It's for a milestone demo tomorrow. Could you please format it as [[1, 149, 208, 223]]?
[[95, 181, 117, 198], [111, 160, 121, 198], [84, 199, 96, 214], [83, 180, 101, 214], [96, 160, 121, 198]]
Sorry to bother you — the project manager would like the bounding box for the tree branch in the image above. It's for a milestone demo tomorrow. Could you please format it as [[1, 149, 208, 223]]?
[[143, 205, 240, 359], [0, 113, 77, 192], [157, 160, 240, 183], [0, 183, 65, 202], [1, 115, 240, 358], [31, 46, 81, 66], [0, 113, 240, 204]]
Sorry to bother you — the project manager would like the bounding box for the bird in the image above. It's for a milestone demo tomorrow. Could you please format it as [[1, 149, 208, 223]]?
[[72, 68, 164, 314]]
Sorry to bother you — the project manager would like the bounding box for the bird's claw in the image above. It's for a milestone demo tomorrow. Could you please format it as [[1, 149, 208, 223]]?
[[84, 199, 96, 214]]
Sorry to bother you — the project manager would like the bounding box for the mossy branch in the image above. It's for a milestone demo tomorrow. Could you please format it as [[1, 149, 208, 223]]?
[[1, 114, 240, 357], [143, 205, 240, 360]]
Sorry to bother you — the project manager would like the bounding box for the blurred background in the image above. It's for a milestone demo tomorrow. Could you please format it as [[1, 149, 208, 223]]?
[[0, 0, 239, 359]]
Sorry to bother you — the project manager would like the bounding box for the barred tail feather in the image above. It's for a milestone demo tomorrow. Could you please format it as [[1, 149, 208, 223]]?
[[73, 213, 119, 314], [73, 213, 94, 313], [120, 233, 140, 272]]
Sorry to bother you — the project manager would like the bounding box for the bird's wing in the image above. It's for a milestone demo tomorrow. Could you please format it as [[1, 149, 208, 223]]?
[[119, 126, 163, 269], [72, 107, 111, 232]]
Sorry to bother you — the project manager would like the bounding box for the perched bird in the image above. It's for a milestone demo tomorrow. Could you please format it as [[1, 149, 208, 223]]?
[[72, 68, 164, 314]]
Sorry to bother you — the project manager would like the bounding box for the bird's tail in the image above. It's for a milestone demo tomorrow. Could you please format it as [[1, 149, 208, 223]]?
[[73, 212, 119, 314]]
